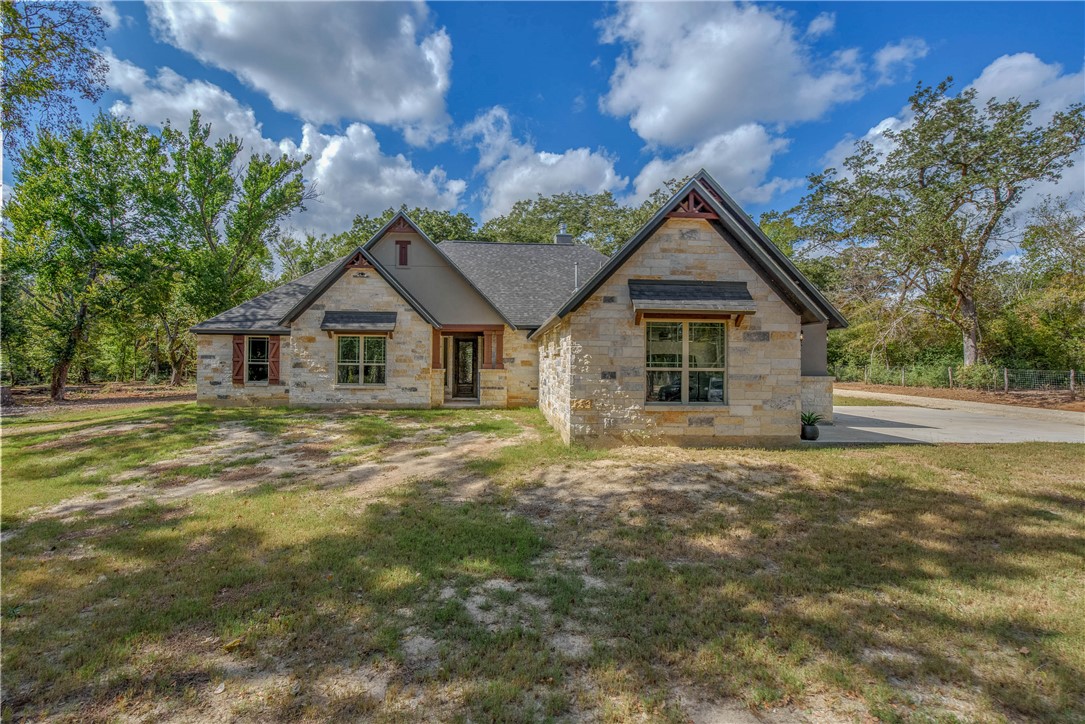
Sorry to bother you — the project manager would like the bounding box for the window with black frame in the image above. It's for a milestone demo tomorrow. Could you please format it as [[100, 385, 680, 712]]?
[[645, 321, 726, 404], [246, 337, 269, 382]]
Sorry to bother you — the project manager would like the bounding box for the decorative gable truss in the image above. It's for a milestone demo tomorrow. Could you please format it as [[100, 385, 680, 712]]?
[[665, 189, 719, 220]]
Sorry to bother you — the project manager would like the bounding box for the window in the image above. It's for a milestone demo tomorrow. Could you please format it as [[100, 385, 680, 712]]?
[[395, 239, 410, 267], [337, 335, 386, 385], [645, 321, 726, 404], [247, 337, 269, 382]]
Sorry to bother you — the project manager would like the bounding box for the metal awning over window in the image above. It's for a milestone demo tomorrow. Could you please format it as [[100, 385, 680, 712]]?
[[628, 280, 755, 323], [320, 311, 397, 333]]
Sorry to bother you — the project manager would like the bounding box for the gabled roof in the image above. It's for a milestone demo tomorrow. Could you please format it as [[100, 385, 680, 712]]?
[[279, 246, 440, 327], [363, 211, 516, 327], [191, 246, 441, 334], [529, 170, 847, 339], [439, 241, 608, 328], [190, 255, 349, 335]]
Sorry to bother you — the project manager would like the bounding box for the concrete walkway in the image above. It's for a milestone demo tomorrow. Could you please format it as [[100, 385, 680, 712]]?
[[817, 390, 1085, 444]]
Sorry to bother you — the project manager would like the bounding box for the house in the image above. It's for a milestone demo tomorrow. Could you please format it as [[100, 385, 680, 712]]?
[[192, 170, 845, 445]]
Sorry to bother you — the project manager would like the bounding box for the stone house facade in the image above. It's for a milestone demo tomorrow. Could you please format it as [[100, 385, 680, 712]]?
[[193, 170, 845, 445]]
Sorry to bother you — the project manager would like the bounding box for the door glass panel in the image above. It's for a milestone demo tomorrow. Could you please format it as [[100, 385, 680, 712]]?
[[456, 340, 474, 384]]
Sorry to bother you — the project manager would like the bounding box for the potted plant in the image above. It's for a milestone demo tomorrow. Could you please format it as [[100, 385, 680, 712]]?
[[800, 412, 823, 440]]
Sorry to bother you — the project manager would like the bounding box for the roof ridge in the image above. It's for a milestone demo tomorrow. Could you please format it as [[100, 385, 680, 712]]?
[[442, 239, 600, 248]]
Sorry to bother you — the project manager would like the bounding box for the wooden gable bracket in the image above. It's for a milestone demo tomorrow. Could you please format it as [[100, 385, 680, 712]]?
[[665, 189, 719, 220], [345, 250, 372, 269], [388, 217, 414, 233]]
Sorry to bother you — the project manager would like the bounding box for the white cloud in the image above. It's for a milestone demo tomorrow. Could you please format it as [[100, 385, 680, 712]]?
[[145, 1, 452, 145], [461, 107, 628, 220], [91, 0, 121, 29], [599, 2, 864, 147], [105, 54, 465, 235], [873, 38, 929, 86], [633, 124, 801, 205], [820, 53, 1084, 235], [806, 12, 835, 39]]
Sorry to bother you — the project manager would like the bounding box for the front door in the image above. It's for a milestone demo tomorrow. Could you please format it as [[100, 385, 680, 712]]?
[[454, 337, 478, 398]]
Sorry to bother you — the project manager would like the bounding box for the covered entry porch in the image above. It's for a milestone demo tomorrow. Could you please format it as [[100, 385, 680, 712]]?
[[430, 325, 508, 407]]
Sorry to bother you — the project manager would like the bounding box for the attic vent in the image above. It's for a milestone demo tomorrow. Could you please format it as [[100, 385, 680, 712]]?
[[554, 222, 573, 245]]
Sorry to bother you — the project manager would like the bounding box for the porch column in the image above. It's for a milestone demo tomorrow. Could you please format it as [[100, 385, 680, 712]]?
[[494, 329, 504, 370], [481, 331, 494, 369]]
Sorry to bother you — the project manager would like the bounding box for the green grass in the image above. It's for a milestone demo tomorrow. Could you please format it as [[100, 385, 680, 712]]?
[[833, 394, 918, 406], [2, 404, 1083, 721]]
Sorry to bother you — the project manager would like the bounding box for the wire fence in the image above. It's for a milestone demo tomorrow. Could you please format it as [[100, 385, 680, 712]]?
[[830, 363, 1082, 395]]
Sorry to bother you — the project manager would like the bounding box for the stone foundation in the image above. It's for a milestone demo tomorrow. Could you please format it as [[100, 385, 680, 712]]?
[[479, 368, 508, 408]]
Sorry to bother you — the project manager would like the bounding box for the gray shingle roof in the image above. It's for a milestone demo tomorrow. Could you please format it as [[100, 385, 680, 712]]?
[[438, 241, 609, 328], [629, 280, 754, 311], [191, 255, 349, 334], [320, 311, 397, 332]]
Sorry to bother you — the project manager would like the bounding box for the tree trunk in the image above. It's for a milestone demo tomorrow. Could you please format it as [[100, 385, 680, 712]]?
[[960, 294, 981, 366], [50, 359, 72, 401]]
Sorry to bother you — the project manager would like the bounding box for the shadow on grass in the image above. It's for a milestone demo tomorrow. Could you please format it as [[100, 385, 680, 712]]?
[[0, 483, 549, 721], [576, 454, 1085, 719]]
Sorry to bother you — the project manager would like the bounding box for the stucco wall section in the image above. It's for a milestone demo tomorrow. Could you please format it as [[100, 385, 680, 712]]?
[[537, 320, 572, 443], [289, 268, 434, 407], [196, 334, 291, 406], [561, 218, 803, 446], [801, 375, 834, 423], [503, 327, 539, 406]]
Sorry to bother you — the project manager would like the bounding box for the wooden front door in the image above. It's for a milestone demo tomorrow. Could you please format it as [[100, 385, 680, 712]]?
[[454, 337, 478, 398]]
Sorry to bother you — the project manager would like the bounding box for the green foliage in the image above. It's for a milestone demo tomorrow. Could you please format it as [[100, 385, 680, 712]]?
[[274, 232, 353, 281], [800, 412, 823, 426], [1, 1, 108, 154], [479, 178, 686, 255], [344, 206, 481, 246], [794, 78, 1085, 366]]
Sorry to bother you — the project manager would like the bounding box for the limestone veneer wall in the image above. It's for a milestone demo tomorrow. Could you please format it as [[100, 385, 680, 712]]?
[[289, 268, 434, 407], [800, 375, 834, 423], [503, 328, 539, 406], [196, 334, 291, 405], [559, 218, 803, 446], [538, 320, 573, 443]]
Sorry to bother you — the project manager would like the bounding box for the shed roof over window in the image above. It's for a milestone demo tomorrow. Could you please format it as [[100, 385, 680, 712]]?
[[320, 311, 397, 332], [628, 280, 755, 313]]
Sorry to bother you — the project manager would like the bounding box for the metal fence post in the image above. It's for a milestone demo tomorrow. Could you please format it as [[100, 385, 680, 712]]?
[[1003, 368, 1009, 393], [1071, 369, 1077, 396]]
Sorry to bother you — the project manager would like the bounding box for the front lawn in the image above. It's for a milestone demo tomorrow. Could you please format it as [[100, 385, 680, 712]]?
[[2, 404, 1082, 721]]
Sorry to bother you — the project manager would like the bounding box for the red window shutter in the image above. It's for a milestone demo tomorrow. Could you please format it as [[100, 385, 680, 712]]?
[[232, 335, 245, 383], [396, 239, 410, 266], [268, 335, 281, 384]]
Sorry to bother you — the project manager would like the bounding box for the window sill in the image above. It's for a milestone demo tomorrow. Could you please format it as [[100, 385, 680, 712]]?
[[333, 384, 388, 389], [644, 403, 728, 411]]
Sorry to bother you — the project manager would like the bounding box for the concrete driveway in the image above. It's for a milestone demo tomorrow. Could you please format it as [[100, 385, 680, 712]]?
[[816, 390, 1085, 444]]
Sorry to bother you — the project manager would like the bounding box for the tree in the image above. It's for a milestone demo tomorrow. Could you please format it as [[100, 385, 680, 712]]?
[[1, 1, 109, 154], [793, 79, 1085, 365], [3, 115, 171, 400], [344, 206, 480, 247], [163, 111, 314, 319], [479, 179, 687, 255], [274, 232, 352, 281]]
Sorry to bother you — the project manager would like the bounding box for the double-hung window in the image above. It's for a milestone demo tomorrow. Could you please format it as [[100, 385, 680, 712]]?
[[337, 335, 387, 385], [645, 321, 726, 404], [247, 337, 269, 383]]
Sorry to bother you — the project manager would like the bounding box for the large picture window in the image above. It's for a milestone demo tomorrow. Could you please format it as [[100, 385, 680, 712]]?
[[337, 335, 387, 385], [246, 337, 269, 382], [645, 321, 726, 404]]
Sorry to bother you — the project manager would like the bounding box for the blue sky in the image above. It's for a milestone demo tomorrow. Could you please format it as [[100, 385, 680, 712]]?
[[21, 1, 1085, 235]]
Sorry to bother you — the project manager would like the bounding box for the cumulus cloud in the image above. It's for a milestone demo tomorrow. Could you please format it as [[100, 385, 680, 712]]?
[[145, 1, 452, 145], [873, 38, 929, 86], [632, 124, 801, 204], [105, 54, 465, 235], [806, 12, 835, 39], [461, 107, 628, 220], [599, 2, 865, 147]]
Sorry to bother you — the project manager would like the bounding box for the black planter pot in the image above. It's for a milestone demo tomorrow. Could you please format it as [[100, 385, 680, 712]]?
[[801, 424, 820, 441]]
